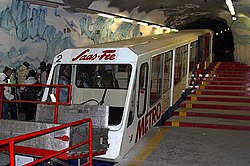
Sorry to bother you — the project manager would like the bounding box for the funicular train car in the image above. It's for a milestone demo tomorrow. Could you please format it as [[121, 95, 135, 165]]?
[[39, 29, 213, 162]]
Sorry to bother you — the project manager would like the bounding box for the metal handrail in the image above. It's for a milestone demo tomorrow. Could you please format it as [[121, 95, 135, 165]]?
[[0, 83, 93, 165], [0, 83, 72, 123], [0, 118, 93, 166]]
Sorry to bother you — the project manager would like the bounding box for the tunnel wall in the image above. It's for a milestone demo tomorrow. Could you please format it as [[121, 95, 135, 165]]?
[[0, 0, 165, 72]]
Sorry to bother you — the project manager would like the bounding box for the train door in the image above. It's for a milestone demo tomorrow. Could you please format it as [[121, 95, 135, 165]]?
[[134, 62, 149, 143], [197, 35, 204, 64], [46, 64, 74, 103], [204, 33, 210, 66], [137, 62, 149, 120]]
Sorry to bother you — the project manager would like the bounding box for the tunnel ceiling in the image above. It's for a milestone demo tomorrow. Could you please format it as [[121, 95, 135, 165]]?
[[25, 0, 249, 29]]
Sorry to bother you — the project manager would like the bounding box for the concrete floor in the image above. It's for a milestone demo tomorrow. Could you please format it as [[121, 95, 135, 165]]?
[[116, 126, 250, 166], [1, 126, 250, 166]]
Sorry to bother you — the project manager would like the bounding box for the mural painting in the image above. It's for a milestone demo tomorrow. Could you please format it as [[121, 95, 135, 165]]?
[[0, 0, 162, 72]]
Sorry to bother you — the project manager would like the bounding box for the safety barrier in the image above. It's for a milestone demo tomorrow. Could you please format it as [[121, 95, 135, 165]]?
[[0, 84, 93, 165], [0, 83, 72, 123], [0, 118, 93, 166]]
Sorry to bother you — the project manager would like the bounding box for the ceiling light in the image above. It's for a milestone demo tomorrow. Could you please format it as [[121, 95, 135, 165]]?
[[225, 0, 236, 16], [150, 24, 161, 28], [97, 13, 115, 19], [162, 27, 170, 30], [171, 29, 179, 32], [120, 18, 134, 23], [137, 21, 148, 26]]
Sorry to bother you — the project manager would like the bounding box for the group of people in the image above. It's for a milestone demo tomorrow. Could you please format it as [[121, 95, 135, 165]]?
[[0, 61, 52, 120], [76, 64, 119, 89]]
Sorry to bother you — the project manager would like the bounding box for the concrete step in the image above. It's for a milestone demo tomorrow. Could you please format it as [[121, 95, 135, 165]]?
[[209, 66, 250, 69], [207, 77, 250, 81], [168, 62, 250, 131], [180, 100, 250, 111], [193, 89, 250, 97], [165, 116, 250, 131], [201, 80, 250, 86], [186, 94, 250, 103], [173, 108, 250, 120], [212, 73, 250, 78], [207, 63, 250, 67], [199, 84, 250, 91], [209, 71, 250, 75]]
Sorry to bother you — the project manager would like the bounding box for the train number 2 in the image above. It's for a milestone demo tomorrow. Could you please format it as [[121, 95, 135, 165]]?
[[55, 55, 63, 62]]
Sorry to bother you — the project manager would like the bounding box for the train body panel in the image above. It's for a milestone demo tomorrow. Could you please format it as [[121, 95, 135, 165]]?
[[43, 29, 214, 161]]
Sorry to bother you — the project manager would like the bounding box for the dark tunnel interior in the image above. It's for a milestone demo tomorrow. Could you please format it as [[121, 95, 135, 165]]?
[[179, 18, 235, 62]]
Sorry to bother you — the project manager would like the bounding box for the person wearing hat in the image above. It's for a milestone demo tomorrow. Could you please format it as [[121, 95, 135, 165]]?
[[22, 69, 42, 120], [3, 66, 18, 119], [18, 61, 30, 84], [0, 72, 14, 119]]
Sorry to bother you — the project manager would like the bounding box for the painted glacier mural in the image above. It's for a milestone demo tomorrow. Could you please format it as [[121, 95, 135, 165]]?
[[0, 0, 161, 72]]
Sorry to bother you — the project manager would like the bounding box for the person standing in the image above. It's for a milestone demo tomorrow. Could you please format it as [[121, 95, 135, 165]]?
[[3, 67, 18, 119], [18, 61, 30, 84], [22, 70, 41, 120], [0, 73, 14, 119], [46, 63, 52, 79], [36, 61, 47, 84], [59, 65, 71, 102]]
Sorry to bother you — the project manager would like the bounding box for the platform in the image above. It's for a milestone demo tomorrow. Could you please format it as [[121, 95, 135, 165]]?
[[116, 126, 250, 166]]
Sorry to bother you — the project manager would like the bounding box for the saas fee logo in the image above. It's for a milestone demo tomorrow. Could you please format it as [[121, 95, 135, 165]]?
[[72, 49, 117, 61]]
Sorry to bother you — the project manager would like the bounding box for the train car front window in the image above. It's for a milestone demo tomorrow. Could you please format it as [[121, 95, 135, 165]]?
[[75, 64, 131, 89]]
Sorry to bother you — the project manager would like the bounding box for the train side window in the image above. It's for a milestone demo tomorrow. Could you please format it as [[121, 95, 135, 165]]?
[[174, 47, 181, 85], [137, 63, 148, 118], [189, 41, 198, 72], [204, 34, 210, 59], [198, 36, 204, 63], [163, 51, 172, 92], [58, 65, 72, 102], [182, 45, 188, 77], [150, 54, 163, 106]]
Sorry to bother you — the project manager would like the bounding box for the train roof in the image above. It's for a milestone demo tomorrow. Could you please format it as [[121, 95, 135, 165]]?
[[54, 29, 212, 64], [81, 29, 213, 56]]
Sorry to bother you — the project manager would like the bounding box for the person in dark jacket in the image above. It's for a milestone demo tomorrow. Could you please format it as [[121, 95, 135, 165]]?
[[0, 73, 14, 119], [22, 70, 41, 120]]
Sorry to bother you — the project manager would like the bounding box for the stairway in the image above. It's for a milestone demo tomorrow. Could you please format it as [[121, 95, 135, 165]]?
[[165, 62, 250, 131]]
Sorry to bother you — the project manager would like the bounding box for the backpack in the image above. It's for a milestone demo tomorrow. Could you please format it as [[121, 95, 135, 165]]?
[[23, 87, 36, 100]]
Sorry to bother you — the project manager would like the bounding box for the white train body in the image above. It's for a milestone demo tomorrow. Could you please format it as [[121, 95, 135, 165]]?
[[45, 29, 213, 161]]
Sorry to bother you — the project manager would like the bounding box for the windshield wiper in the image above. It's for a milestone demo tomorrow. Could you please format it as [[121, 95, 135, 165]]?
[[99, 88, 108, 105]]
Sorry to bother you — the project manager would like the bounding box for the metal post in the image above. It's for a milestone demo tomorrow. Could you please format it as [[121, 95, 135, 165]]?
[[9, 141, 15, 166], [89, 120, 93, 166], [54, 86, 60, 124]]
